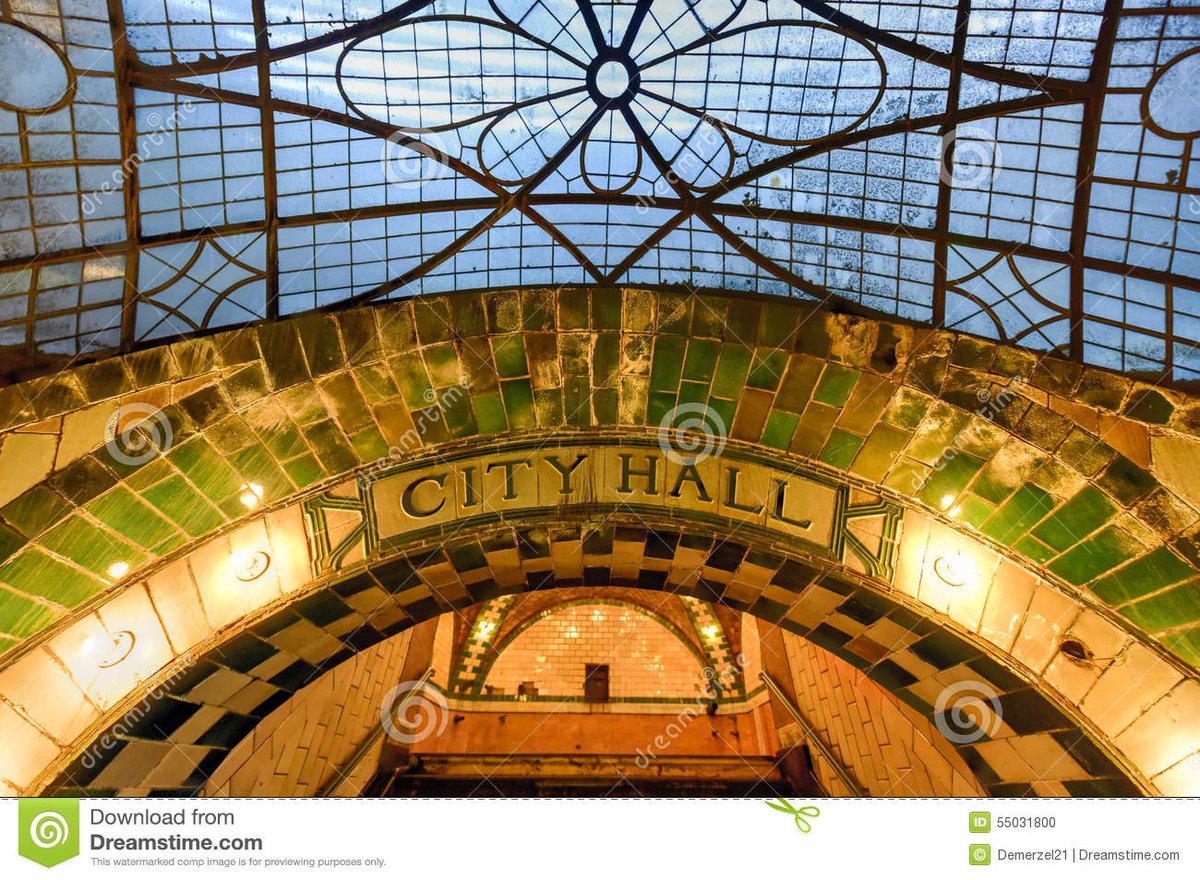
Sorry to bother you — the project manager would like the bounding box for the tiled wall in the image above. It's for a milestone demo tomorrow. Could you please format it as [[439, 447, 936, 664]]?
[[776, 627, 985, 797], [203, 631, 416, 797], [485, 603, 706, 700]]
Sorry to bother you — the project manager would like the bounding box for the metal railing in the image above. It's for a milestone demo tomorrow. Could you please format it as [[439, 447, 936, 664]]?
[[759, 671, 865, 797]]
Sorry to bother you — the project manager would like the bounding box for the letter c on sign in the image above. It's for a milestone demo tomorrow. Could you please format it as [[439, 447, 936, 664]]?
[[401, 474, 448, 518]]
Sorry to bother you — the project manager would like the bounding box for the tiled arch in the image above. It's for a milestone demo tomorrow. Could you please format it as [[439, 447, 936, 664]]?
[[0, 288, 1195, 797], [35, 517, 1149, 798]]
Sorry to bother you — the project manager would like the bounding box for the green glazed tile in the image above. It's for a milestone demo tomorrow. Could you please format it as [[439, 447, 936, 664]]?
[[649, 336, 686, 393], [424, 342, 461, 387], [87, 487, 178, 551], [746, 349, 789, 392], [0, 587, 61, 637], [492, 335, 528, 379], [2, 486, 70, 537], [945, 494, 990, 529], [918, 452, 985, 508], [169, 438, 245, 504], [1029, 487, 1117, 553], [1015, 534, 1057, 565], [142, 476, 227, 537], [682, 338, 720, 383], [390, 354, 434, 409], [283, 454, 325, 489], [350, 426, 391, 462], [1047, 526, 1144, 585], [813, 363, 860, 407], [761, 410, 800, 450], [1121, 582, 1200, 632], [1161, 626, 1200, 666], [500, 379, 536, 429], [820, 429, 865, 470], [1089, 546, 1196, 606], [0, 548, 106, 607], [473, 392, 508, 434], [711, 344, 752, 398], [981, 484, 1055, 545]]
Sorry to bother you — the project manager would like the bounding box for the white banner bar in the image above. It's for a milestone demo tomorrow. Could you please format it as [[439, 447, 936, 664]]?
[[2, 798, 1193, 878]]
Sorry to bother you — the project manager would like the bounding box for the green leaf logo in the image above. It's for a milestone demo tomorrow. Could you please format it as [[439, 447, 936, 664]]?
[[17, 799, 79, 868]]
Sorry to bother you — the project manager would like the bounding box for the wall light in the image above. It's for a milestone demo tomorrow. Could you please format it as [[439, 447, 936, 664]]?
[[97, 630, 136, 668], [239, 482, 265, 510], [932, 550, 974, 587], [231, 548, 271, 582], [702, 624, 720, 640], [475, 620, 495, 639], [106, 561, 130, 581]]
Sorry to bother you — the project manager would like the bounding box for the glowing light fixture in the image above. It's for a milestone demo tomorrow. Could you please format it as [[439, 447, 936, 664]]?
[[932, 550, 973, 587], [231, 548, 271, 582], [239, 482, 265, 510], [702, 624, 720, 640], [106, 561, 130, 580], [97, 630, 136, 668], [476, 620, 495, 638]]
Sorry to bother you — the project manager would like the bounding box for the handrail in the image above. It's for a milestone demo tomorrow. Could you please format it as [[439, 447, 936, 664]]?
[[759, 671, 865, 797], [319, 667, 436, 797]]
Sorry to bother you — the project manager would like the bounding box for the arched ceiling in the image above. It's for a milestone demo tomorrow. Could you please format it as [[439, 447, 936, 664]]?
[[0, 1, 1199, 382], [0, 289, 1197, 798]]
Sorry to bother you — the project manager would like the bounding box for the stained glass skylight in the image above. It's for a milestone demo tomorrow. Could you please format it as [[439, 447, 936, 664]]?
[[0, 0, 1198, 381]]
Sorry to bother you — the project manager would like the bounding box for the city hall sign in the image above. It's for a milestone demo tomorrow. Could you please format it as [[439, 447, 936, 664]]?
[[301, 437, 902, 582]]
